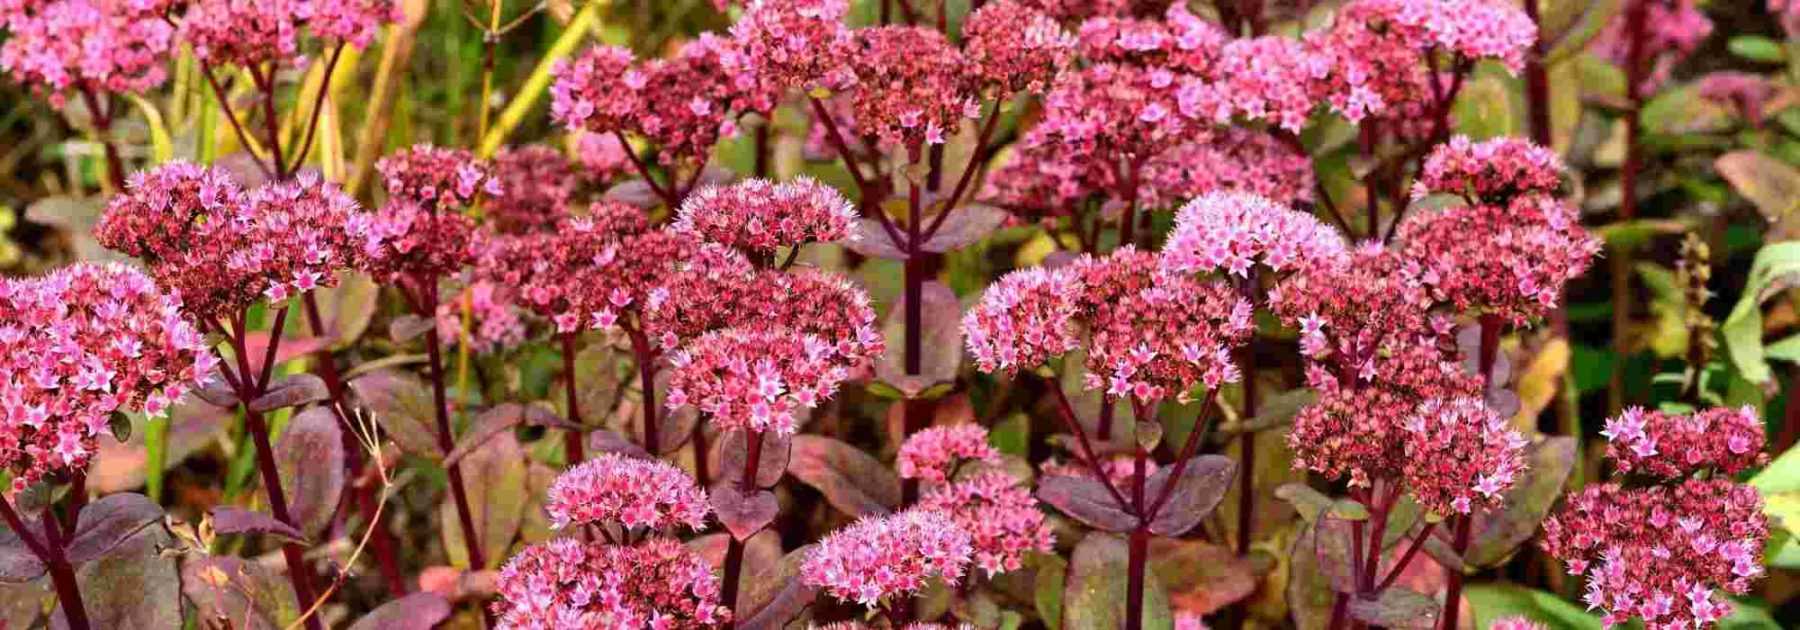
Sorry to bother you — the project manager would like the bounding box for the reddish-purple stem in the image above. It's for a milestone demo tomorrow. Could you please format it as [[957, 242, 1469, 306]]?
[[419, 282, 487, 572], [560, 332, 587, 463], [627, 326, 661, 454], [720, 430, 766, 625]]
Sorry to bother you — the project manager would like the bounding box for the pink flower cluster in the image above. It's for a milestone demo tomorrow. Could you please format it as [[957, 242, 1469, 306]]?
[[180, 0, 402, 67], [348, 200, 478, 283], [963, 267, 1083, 374], [1399, 396, 1528, 515], [1137, 129, 1317, 208], [1489, 618, 1547, 630], [0, 0, 175, 102], [492, 537, 729, 629], [1036, 63, 1191, 165], [1201, 36, 1331, 132], [1395, 195, 1602, 324], [1542, 479, 1767, 629], [1600, 406, 1767, 479], [552, 35, 768, 165], [1310, 0, 1535, 123], [1072, 248, 1254, 401], [486, 145, 578, 234], [376, 144, 499, 211], [0, 263, 209, 490], [1593, 0, 1713, 92], [918, 471, 1055, 577], [801, 508, 974, 606], [543, 454, 711, 532], [666, 325, 850, 436], [474, 213, 641, 332], [842, 26, 979, 149], [1160, 191, 1346, 279], [97, 163, 365, 320], [433, 281, 526, 354], [897, 425, 1002, 483], [574, 132, 634, 185], [1416, 136, 1563, 203], [962, 0, 1075, 95], [1074, 4, 1223, 74], [730, 0, 854, 90], [674, 177, 857, 255]]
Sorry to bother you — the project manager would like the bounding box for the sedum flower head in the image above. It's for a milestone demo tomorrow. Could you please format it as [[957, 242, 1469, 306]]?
[[1038, 63, 1192, 165], [1310, 0, 1535, 122], [918, 471, 1055, 578], [1488, 618, 1547, 630], [433, 280, 525, 354], [801, 508, 974, 607], [731, 0, 854, 90], [493, 537, 730, 630], [1160, 191, 1346, 279], [1073, 248, 1254, 402], [1601, 406, 1767, 480], [474, 213, 643, 331], [1202, 35, 1332, 133], [897, 425, 1002, 483], [1137, 129, 1317, 208], [0, 263, 209, 490], [486, 145, 578, 234], [554, 36, 768, 165], [0, 0, 175, 103], [964, 266, 1083, 375], [347, 199, 478, 283], [550, 45, 641, 137], [1074, 4, 1225, 74], [666, 325, 850, 436], [843, 26, 978, 149], [1416, 136, 1564, 203], [1400, 396, 1529, 515], [544, 453, 711, 532], [376, 144, 499, 211], [963, 0, 1076, 95], [1593, 0, 1712, 92], [180, 0, 402, 67], [674, 177, 857, 255], [1395, 194, 1602, 324]]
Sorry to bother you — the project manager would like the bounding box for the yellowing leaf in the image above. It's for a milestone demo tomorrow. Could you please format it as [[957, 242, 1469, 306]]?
[[1511, 338, 1570, 430]]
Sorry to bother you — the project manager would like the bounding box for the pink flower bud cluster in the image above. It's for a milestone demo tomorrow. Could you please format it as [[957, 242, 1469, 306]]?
[[1073, 248, 1254, 401], [897, 425, 1002, 483], [1593, 0, 1713, 92], [0, 0, 174, 103], [963, 0, 1076, 95], [963, 266, 1083, 374], [348, 200, 478, 283], [1019, 0, 1168, 23], [376, 144, 500, 211], [0, 263, 209, 490], [674, 177, 857, 255], [842, 26, 979, 149], [433, 280, 525, 354], [801, 508, 974, 607], [666, 325, 850, 436], [633, 242, 755, 343], [1137, 129, 1317, 208], [1542, 478, 1767, 629], [1399, 396, 1528, 515], [1600, 406, 1767, 479], [1488, 617, 1547, 630], [492, 537, 729, 630], [1036, 63, 1192, 166], [553, 35, 768, 165], [730, 0, 854, 90], [474, 210, 644, 331], [97, 164, 365, 321], [1200, 36, 1332, 133], [1074, 4, 1224, 74], [1309, 0, 1535, 123], [574, 131, 634, 186], [752, 269, 884, 366], [180, 0, 402, 67], [543, 453, 711, 532], [918, 471, 1055, 578], [1394, 195, 1601, 324], [1416, 136, 1563, 203], [1160, 191, 1346, 279], [485, 145, 578, 235]]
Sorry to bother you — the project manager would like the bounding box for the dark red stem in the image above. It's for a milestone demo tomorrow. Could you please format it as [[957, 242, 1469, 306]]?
[[560, 332, 587, 463], [720, 430, 766, 625], [1440, 515, 1474, 630], [1125, 443, 1150, 630], [627, 327, 661, 454], [421, 285, 486, 571]]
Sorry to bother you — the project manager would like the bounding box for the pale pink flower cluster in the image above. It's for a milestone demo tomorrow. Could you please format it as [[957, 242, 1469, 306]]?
[[1074, 4, 1224, 74], [1017, 0, 1156, 23], [1488, 617, 1547, 630], [1416, 136, 1564, 203], [962, 266, 1083, 374], [666, 326, 850, 436], [348, 200, 478, 284], [896, 425, 1002, 483], [1395, 195, 1602, 324], [674, 177, 857, 255], [179, 0, 402, 67], [1399, 396, 1528, 515], [492, 537, 729, 630], [963, 0, 1076, 95], [1202, 36, 1332, 132], [918, 471, 1055, 577], [1543, 478, 1767, 630], [1160, 191, 1347, 278], [801, 508, 974, 606], [1310, 0, 1535, 123], [0, 0, 175, 103], [433, 280, 526, 354], [753, 269, 885, 367], [376, 144, 500, 211], [574, 132, 633, 185], [730, 0, 854, 90], [97, 164, 365, 320], [0, 263, 209, 491], [1600, 406, 1767, 480], [1073, 248, 1254, 401], [1036, 63, 1192, 166], [1136, 129, 1316, 208], [543, 454, 711, 532]]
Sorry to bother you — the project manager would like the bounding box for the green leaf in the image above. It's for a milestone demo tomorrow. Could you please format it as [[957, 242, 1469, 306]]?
[[1063, 534, 1172, 630], [125, 95, 173, 163], [1464, 583, 1601, 630], [1729, 36, 1788, 63], [1751, 445, 1800, 567], [1033, 553, 1068, 630], [1721, 241, 1800, 384], [1716, 151, 1800, 239]]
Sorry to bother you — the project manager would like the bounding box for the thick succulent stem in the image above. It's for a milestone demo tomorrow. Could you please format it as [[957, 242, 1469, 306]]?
[[720, 430, 765, 625], [560, 332, 587, 463], [1125, 444, 1150, 630], [628, 327, 661, 455]]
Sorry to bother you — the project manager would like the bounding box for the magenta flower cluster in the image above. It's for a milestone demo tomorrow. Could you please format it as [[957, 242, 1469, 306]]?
[[896, 424, 1003, 484], [1601, 406, 1768, 479], [179, 0, 402, 67], [1160, 191, 1347, 279], [492, 537, 729, 630], [801, 508, 974, 606], [673, 177, 857, 255], [918, 471, 1055, 577], [543, 454, 711, 533], [1400, 396, 1528, 515], [666, 326, 850, 437], [0, 263, 209, 490], [0, 0, 175, 104]]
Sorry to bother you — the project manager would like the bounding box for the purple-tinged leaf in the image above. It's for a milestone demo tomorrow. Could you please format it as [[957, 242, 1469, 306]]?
[[688, 530, 781, 577], [844, 219, 908, 259], [1347, 587, 1441, 629], [388, 315, 435, 344], [292, 271, 378, 350], [1286, 522, 1340, 630], [603, 179, 660, 208], [350, 370, 443, 458], [787, 435, 900, 517], [1036, 474, 1136, 533], [442, 431, 527, 569], [242, 333, 326, 371], [873, 281, 963, 397], [63, 493, 163, 566], [919, 204, 1007, 253], [0, 527, 45, 580], [1063, 534, 1173, 629], [1464, 436, 1576, 568], [182, 556, 297, 629], [209, 507, 306, 543], [1146, 455, 1236, 536], [587, 429, 653, 460], [444, 404, 569, 467], [346, 592, 451, 630], [274, 407, 345, 539], [194, 378, 240, 407], [56, 525, 179, 630], [1150, 539, 1258, 616], [247, 374, 329, 413], [738, 545, 819, 630], [1312, 517, 1358, 595], [710, 485, 779, 541], [713, 430, 792, 490]]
